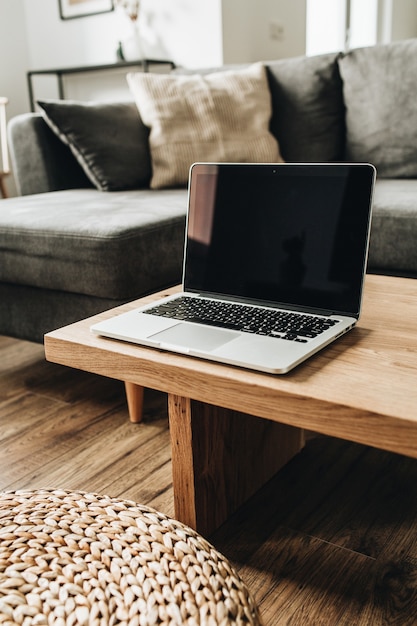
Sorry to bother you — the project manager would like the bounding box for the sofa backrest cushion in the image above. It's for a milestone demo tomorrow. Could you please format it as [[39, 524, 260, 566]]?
[[339, 38, 417, 178], [37, 100, 152, 191], [266, 52, 345, 163]]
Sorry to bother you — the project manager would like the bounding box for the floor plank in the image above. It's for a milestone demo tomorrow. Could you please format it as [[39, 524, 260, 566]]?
[[1, 335, 417, 624]]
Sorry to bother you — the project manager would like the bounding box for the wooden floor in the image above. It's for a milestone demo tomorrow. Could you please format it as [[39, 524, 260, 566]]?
[[1, 334, 417, 625]]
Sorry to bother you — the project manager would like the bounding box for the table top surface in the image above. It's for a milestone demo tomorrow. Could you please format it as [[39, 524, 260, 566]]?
[[45, 274, 417, 458]]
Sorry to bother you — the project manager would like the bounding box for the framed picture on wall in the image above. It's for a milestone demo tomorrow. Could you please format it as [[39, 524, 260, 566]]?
[[59, 0, 114, 20]]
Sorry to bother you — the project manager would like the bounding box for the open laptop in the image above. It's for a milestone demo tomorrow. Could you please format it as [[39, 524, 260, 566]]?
[[91, 162, 376, 374]]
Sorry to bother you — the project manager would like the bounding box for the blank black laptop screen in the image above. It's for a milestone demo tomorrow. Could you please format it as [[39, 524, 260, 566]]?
[[184, 163, 374, 317]]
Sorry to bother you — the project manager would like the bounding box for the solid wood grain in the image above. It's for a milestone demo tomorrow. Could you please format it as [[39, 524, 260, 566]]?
[[43, 274, 417, 534], [210, 434, 417, 625], [44, 275, 417, 459], [124, 381, 144, 422], [168, 394, 303, 535]]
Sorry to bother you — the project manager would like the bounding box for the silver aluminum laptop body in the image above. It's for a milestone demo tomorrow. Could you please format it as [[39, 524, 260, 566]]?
[[91, 162, 376, 374]]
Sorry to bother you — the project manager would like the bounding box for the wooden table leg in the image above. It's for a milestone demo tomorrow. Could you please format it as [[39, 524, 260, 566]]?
[[168, 394, 304, 536], [124, 382, 144, 423]]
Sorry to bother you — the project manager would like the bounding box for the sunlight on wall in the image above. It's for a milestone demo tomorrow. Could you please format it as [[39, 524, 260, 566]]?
[[349, 0, 378, 48], [306, 0, 379, 56], [306, 0, 347, 55]]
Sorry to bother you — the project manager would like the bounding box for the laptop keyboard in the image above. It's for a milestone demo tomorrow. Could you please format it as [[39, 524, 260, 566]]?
[[146, 296, 339, 343]]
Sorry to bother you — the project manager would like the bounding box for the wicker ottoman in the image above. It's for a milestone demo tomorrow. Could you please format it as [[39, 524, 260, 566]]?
[[0, 489, 262, 625]]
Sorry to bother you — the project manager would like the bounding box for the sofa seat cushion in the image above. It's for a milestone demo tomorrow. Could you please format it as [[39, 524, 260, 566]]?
[[339, 38, 417, 178], [368, 179, 417, 276], [0, 188, 187, 300]]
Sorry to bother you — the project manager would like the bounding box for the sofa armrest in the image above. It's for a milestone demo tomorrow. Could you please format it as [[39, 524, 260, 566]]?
[[7, 113, 92, 196]]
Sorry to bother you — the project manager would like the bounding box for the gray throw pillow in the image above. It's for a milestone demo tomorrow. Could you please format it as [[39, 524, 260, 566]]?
[[37, 99, 152, 191], [338, 38, 417, 178], [266, 52, 345, 162]]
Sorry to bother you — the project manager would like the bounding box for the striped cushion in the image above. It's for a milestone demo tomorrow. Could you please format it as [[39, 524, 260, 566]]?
[[127, 63, 283, 189]]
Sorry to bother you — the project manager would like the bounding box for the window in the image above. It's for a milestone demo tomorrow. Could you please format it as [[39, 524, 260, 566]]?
[[306, 0, 379, 56]]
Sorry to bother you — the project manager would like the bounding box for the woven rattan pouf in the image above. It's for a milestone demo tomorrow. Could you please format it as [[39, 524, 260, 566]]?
[[0, 489, 262, 626]]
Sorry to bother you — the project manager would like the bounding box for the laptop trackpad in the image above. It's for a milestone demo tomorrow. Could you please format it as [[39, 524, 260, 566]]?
[[150, 323, 238, 352]]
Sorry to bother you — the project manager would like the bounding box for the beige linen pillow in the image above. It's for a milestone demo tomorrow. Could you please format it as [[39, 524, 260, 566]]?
[[127, 63, 283, 189]]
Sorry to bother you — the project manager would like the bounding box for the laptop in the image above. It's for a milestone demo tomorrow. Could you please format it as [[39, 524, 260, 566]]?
[[91, 162, 376, 374]]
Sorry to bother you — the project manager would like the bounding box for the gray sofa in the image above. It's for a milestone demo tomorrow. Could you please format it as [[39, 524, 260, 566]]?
[[1, 37, 416, 344]]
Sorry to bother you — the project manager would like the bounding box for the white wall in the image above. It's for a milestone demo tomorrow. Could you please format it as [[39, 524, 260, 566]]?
[[222, 0, 307, 64], [24, 1, 110, 68], [247, 0, 307, 61], [0, 0, 29, 195], [22, 0, 224, 71], [139, 0, 224, 69], [391, 0, 417, 40], [21, 0, 307, 76], [21, 0, 226, 102], [0, 0, 30, 118]]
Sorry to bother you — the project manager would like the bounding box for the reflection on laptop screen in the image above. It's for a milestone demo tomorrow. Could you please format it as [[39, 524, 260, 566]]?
[[185, 164, 374, 317]]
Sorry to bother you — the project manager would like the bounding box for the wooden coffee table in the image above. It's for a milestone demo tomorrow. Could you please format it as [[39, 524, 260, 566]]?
[[44, 274, 417, 536]]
